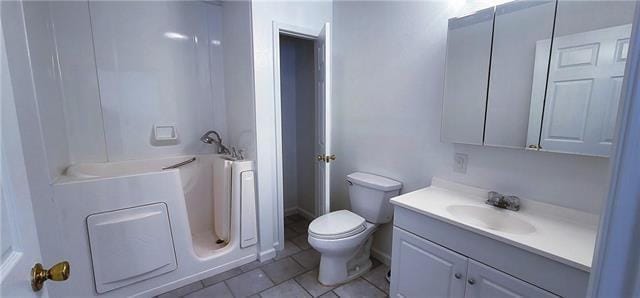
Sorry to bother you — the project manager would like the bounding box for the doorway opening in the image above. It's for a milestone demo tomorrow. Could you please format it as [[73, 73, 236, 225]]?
[[279, 35, 318, 225], [272, 22, 330, 251]]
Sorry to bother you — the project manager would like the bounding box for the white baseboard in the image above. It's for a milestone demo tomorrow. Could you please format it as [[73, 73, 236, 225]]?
[[371, 247, 391, 266], [259, 248, 276, 262], [284, 207, 298, 216], [297, 207, 315, 220], [284, 207, 315, 220]]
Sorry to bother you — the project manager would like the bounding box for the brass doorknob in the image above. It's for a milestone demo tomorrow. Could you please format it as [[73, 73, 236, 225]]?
[[326, 154, 336, 163], [317, 154, 325, 161], [31, 261, 70, 292]]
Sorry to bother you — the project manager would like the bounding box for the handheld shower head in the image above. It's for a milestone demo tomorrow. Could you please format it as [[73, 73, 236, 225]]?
[[200, 130, 231, 155], [200, 130, 222, 144]]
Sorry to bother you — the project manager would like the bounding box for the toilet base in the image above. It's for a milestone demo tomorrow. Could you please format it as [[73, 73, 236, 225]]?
[[318, 237, 374, 286]]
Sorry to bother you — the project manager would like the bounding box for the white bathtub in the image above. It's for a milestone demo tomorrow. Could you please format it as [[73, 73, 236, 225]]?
[[51, 154, 258, 297]]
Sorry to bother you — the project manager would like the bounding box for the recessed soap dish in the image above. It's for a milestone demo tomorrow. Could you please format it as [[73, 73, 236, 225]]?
[[153, 124, 178, 141]]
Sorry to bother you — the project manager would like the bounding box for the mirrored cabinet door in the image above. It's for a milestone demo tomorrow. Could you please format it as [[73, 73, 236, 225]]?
[[484, 0, 556, 149], [441, 8, 494, 145], [528, 0, 636, 156]]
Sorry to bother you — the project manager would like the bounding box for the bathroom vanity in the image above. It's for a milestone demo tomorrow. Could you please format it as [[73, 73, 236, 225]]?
[[388, 179, 597, 298]]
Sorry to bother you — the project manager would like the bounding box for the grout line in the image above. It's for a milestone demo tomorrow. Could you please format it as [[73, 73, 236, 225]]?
[[289, 254, 306, 268], [222, 280, 236, 298], [220, 282, 237, 298], [292, 276, 315, 297], [360, 274, 389, 295]]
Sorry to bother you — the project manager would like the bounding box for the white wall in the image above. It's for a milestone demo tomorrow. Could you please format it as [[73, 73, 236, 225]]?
[[332, 0, 611, 260], [251, 0, 332, 257]]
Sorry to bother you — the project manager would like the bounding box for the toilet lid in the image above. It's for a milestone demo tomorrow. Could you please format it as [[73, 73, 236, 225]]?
[[308, 210, 366, 239]]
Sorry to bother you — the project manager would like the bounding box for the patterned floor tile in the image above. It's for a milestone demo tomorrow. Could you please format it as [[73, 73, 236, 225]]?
[[262, 257, 306, 284], [225, 269, 274, 298], [184, 282, 233, 298], [275, 240, 302, 260], [292, 249, 321, 269], [260, 280, 311, 298], [363, 265, 390, 293], [294, 269, 335, 297], [291, 233, 311, 250], [333, 278, 386, 298], [202, 267, 243, 286]]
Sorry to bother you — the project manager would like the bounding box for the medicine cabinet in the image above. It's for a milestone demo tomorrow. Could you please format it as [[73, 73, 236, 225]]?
[[441, 0, 636, 157]]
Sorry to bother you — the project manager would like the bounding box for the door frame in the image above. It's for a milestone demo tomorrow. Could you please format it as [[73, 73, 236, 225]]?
[[588, 4, 640, 297], [272, 21, 324, 250]]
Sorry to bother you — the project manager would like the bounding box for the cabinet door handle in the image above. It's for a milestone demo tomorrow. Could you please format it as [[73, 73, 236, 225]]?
[[468, 279, 476, 285], [454, 273, 462, 279]]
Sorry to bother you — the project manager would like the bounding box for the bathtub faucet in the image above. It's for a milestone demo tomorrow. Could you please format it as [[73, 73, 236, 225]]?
[[200, 130, 232, 155]]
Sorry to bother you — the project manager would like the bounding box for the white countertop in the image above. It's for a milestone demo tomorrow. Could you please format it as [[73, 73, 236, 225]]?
[[390, 178, 598, 272]]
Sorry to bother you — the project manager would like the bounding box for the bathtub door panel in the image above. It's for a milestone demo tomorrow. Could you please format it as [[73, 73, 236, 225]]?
[[240, 170, 257, 248], [213, 158, 232, 242], [87, 203, 177, 293]]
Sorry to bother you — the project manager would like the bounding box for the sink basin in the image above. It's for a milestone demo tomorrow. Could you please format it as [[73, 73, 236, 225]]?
[[446, 205, 536, 235]]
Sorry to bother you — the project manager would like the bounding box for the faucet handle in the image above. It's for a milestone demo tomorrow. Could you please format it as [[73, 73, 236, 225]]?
[[503, 195, 521, 211], [487, 191, 503, 204], [238, 149, 245, 160]]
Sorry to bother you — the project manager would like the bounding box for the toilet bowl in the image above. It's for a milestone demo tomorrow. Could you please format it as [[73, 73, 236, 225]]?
[[308, 172, 402, 286]]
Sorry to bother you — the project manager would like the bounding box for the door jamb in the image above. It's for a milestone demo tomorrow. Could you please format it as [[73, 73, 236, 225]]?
[[272, 22, 322, 250]]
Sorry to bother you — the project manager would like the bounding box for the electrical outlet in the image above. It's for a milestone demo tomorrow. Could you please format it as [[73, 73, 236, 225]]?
[[453, 153, 468, 174]]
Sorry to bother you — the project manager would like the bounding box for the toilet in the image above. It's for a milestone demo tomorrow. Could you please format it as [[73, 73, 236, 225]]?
[[308, 172, 402, 286]]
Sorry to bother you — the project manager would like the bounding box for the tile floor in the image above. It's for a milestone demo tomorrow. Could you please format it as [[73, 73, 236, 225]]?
[[158, 214, 390, 298]]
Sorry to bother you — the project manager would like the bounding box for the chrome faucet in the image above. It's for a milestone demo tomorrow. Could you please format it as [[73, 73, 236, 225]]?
[[200, 130, 231, 155], [486, 191, 520, 211], [230, 147, 245, 160]]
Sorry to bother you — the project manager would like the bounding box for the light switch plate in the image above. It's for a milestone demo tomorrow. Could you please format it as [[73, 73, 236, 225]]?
[[453, 153, 468, 174]]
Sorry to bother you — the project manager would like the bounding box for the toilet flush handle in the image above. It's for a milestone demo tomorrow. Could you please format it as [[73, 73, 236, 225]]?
[[346, 180, 353, 186]]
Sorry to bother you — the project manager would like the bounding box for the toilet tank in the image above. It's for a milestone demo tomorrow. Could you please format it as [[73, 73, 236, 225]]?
[[347, 172, 402, 224]]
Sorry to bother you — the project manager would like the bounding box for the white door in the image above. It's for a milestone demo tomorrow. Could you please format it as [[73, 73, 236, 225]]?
[[465, 259, 557, 298], [315, 23, 331, 217], [540, 25, 631, 156], [0, 15, 45, 296], [390, 228, 468, 298]]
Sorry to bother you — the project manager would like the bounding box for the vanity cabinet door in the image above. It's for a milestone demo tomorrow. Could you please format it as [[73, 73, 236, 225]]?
[[390, 227, 467, 298], [465, 259, 558, 298]]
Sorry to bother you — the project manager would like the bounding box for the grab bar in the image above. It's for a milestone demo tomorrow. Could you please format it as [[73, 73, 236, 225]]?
[[162, 157, 196, 170]]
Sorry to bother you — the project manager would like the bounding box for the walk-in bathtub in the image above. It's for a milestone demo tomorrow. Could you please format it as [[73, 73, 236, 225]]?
[[51, 154, 258, 297]]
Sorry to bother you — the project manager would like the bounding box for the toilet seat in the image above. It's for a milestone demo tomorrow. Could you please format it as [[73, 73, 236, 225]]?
[[308, 210, 366, 240]]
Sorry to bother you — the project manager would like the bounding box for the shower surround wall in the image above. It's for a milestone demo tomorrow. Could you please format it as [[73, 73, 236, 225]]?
[[90, 1, 227, 161], [20, 1, 106, 179], [20, 1, 254, 181]]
